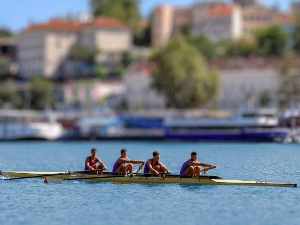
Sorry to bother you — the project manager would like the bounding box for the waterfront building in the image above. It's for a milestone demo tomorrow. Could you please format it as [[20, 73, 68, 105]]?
[[290, 2, 300, 16], [80, 17, 131, 66], [192, 4, 243, 42], [208, 57, 300, 110], [241, 5, 279, 37], [18, 18, 131, 79], [123, 61, 166, 110], [56, 79, 125, 110], [18, 20, 80, 78], [233, 0, 261, 7]]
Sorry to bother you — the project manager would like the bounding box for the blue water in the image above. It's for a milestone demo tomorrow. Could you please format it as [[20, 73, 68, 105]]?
[[0, 142, 299, 225]]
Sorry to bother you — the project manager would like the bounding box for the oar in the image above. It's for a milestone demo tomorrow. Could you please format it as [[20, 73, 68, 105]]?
[[6, 169, 107, 180], [45, 174, 126, 184]]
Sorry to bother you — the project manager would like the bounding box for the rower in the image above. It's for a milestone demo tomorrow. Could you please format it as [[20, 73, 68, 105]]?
[[144, 151, 171, 177], [112, 149, 145, 175], [85, 148, 107, 175], [180, 152, 216, 178]]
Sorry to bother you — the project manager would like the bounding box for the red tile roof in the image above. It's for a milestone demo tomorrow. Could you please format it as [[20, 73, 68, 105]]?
[[81, 17, 128, 30], [22, 20, 81, 33], [208, 5, 235, 18], [22, 17, 128, 34]]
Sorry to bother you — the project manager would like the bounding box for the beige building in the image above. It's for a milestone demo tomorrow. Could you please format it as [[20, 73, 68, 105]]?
[[192, 4, 243, 42], [233, 0, 261, 7], [18, 20, 80, 78], [80, 18, 131, 64], [208, 58, 300, 109], [123, 61, 166, 109], [291, 2, 300, 15], [151, 5, 174, 47], [18, 18, 131, 79], [242, 5, 278, 36]]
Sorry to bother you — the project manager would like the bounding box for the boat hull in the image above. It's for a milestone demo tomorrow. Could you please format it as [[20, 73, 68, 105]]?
[[1, 171, 296, 188]]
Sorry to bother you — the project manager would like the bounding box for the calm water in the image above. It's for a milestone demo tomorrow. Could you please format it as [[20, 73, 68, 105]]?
[[0, 142, 299, 225]]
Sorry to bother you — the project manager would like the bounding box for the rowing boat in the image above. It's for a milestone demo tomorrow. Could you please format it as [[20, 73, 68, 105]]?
[[0, 171, 297, 187]]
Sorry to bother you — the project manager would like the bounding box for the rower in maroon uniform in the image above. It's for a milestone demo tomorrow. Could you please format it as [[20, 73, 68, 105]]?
[[180, 152, 216, 178], [85, 148, 107, 174], [144, 151, 171, 176], [112, 149, 145, 175]]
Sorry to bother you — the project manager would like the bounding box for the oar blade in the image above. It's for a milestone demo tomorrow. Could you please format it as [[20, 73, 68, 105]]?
[[44, 177, 64, 184]]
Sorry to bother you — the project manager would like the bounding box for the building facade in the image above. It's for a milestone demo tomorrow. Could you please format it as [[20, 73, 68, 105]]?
[[18, 20, 80, 78], [151, 5, 174, 47], [233, 0, 261, 7], [192, 4, 243, 42], [123, 61, 166, 110], [242, 5, 278, 36], [291, 2, 300, 16], [208, 58, 300, 109], [18, 18, 131, 79]]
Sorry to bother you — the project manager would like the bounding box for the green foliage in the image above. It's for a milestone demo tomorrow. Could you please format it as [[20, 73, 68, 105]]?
[[69, 45, 98, 64], [258, 91, 272, 107], [221, 38, 257, 58], [293, 17, 300, 54], [30, 77, 54, 110], [122, 51, 135, 68], [151, 36, 220, 109], [133, 24, 151, 46], [254, 26, 287, 56], [0, 81, 23, 108], [90, 0, 141, 24], [188, 35, 216, 59], [0, 28, 12, 37], [180, 24, 192, 37], [278, 55, 300, 107], [95, 64, 108, 78]]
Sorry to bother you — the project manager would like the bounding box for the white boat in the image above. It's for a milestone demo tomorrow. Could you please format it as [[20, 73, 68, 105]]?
[[165, 109, 291, 142], [0, 109, 64, 140]]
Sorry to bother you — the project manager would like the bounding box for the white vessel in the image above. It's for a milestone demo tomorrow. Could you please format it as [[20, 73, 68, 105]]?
[[0, 110, 64, 140]]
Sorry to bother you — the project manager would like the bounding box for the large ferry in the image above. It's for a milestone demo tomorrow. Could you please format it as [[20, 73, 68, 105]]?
[[164, 110, 291, 142], [0, 110, 64, 140]]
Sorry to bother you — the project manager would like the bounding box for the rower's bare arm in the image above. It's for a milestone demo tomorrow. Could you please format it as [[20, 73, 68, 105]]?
[[130, 160, 145, 164], [100, 161, 108, 170], [190, 162, 216, 168], [159, 162, 171, 173], [148, 160, 159, 174]]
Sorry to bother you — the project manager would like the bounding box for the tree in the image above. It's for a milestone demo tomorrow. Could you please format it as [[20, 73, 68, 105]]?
[[0, 81, 23, 108], [258, 91, 272, 107], [293, 17, 300, 54], [30, 77, 54, 110], [90, 0, 141, 24], [0, 28, 13, 37], [188, 35, 216, 59], [254, 26, 287, 56], [222, 38, 257, 58], [277, 54, 300, 108], [150, 36, 220, 109]]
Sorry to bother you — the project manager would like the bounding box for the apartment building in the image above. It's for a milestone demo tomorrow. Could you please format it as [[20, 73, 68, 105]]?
[[18, 18, 131, 79], [192, 4, 243, 42], [233, 0, 261, 7], [80, 18, 131, 64], [291, 2, 300, 16], [242, 5, 278, 36]]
